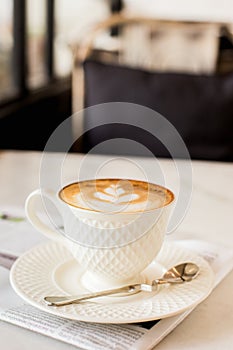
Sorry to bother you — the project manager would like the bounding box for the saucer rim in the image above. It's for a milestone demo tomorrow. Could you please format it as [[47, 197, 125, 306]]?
[[9, 241, 215, 324]]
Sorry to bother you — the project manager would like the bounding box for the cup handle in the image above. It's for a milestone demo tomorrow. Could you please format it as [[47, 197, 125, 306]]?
[[25, 189, 64, 243]]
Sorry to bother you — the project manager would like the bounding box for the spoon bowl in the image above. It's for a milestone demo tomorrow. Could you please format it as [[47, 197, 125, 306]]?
[[154, 262, 199, 285]]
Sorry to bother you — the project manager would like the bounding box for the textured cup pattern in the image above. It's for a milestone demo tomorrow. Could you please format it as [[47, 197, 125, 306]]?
[[67, 209, 168, 281]]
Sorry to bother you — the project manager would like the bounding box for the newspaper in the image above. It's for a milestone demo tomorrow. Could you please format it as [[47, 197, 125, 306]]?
[[0, 207, 233, 350]]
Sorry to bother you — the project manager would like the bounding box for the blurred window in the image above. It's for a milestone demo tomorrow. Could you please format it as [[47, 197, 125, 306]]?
[[26, 0, 47, 88], [0, 0, 14, 100], [0, 0, 112, 105], [55, 0, 110, 77]]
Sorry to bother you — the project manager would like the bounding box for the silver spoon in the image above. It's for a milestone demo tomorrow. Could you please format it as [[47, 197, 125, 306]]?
[[44, 262, 199, 307]]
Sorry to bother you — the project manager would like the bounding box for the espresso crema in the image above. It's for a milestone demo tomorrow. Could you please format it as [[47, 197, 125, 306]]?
[[59, 179, 174, 213]]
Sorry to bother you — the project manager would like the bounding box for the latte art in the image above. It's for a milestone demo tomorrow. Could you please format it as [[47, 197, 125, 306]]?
[[59, 179, 174, 213], [94, 184, 139, 204]]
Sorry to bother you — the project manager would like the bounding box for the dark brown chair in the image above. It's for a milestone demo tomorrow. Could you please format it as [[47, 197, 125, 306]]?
[[69, 14, 233, 161]]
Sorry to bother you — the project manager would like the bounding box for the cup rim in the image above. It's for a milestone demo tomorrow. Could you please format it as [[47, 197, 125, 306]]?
[[58, 178, 175, 214]]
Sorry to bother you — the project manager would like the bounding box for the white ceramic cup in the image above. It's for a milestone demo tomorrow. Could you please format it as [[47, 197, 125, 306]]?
[[25, 178, 175, 290]]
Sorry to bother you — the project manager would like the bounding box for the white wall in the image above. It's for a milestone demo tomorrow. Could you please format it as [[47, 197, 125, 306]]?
[[123, 0, 233, 23]]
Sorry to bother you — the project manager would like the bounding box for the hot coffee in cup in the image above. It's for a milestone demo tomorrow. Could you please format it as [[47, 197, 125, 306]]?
[[60, 178, 172, 212], [25, 178, 174, 290]]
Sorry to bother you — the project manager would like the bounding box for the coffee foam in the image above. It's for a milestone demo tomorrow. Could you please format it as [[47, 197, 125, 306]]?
[[59, 179, 173, 213]]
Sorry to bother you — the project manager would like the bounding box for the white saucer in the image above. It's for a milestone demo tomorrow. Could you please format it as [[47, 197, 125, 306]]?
[[10, 241, 214, 324]]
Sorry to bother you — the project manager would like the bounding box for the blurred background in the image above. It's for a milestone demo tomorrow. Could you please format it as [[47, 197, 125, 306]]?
[[0, 0, 233, 159]]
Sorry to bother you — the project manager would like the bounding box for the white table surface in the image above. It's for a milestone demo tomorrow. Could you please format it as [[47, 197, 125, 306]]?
[[0, 149, 233, 350]]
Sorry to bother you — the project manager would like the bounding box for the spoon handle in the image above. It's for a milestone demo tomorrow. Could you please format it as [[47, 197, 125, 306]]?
[[44, 284, 142, 306]]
